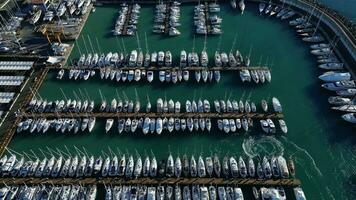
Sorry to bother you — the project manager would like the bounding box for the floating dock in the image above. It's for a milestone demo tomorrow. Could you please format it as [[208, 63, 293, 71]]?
[[0, 177, 301, 187], [23, 112, 284, 119]]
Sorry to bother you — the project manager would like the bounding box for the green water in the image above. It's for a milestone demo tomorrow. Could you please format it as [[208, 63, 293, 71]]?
[[9, 2, 356, 200]]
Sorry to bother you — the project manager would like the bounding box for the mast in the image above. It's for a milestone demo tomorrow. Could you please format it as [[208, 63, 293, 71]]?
[[82, 36, 89, 54], [95, 37, 102, 54], [144, 32, 149, 53], [87, 35, 95, 54]]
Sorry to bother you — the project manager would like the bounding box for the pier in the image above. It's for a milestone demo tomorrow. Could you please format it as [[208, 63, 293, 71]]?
[[121, 4, 133, 36], [163, 2, 172, 34], [0, 177, 301, 187], [203, 2, 211, 34], [23, 112, 284, 119]]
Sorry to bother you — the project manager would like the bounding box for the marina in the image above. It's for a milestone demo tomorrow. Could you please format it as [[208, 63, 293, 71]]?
[[0, 0, 354, 199]]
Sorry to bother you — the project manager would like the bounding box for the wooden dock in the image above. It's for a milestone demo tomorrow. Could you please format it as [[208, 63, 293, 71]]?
[[55, 66, 270, 71], [121, 4, 133, 36], [204, 2, 211, 34], [0, 177, 301, 187], [23, 112, 284, 119]]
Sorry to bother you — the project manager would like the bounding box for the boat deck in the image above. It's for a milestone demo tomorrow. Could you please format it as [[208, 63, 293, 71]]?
[[0, 177, 301, 186]]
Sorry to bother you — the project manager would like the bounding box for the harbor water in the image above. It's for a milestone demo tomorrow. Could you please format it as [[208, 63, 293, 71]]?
[[8, 2, 356, 199]]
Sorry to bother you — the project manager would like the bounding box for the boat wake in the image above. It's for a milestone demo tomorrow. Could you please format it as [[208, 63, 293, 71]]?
[[281, 136, 323, 177], [242, 136, 284, 158]]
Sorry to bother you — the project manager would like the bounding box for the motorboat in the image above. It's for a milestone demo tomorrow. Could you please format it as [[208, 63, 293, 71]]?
[[272, 97, 282, 113], [319, 71, 351, 82], [278, 119, 288, 133]]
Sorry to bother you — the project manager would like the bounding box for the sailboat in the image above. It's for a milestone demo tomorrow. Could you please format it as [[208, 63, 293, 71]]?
[[105, 119, 114, 133], [238, 0, 245, 14]]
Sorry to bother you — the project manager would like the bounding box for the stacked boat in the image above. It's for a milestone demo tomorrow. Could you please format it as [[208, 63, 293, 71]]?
[[105, 185, 244, 200], [0, 152, 295, 179], [17, 117, 96, 133], [153, 1, 181, 36], [113, 3, 140, 36], [194, 3, 222, 35], [0, 185, 96, 200]]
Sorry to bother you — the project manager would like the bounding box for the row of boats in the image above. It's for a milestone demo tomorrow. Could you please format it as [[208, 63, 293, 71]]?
[[27, 98, 94, 113], [104, 116, 286, 134], [98, 97, 282, 114], [105, 185, 306, 200], [27, 97, 282, 114], [194, 3, 222, 35], [113, 3, 140, 36], [258, 2, 296, 20], [75, 49, 252, 69], [259, 2, 355, 124], [61, 68, 223, 83], [153, 1, 181, 36], [17, 117, 96, 133], [285, 10, 356, 123], [0, 185, 96, 200], [0, 153, 294, 179]]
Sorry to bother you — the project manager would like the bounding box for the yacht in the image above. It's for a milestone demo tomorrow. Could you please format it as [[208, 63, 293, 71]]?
[[319, 71, 351, 82]]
